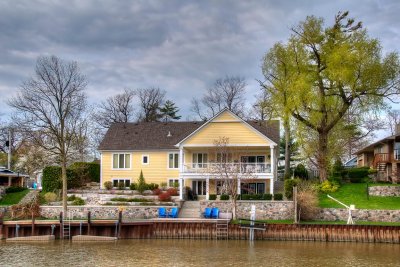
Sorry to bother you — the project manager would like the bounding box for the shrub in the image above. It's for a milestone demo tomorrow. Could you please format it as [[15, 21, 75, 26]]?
[[284, 178, 301, 200], [274, 193, 283, 200], [104, 181, 112, 190], [347, 167, 369, 183], [241, 194, 263, 200], [160, 182, 168, 190], [319, 180, 339, 193], [153, 188, 162, 195], [294, 164, 308, 180], [158, 192, 171, 201], [42, 166, 62, 192], [117, 181, 125, 190], [72, 197, 85, 206], [137, 170, 147, 194], [167, 188, 178, 196], [209, 194, 217, 200], [262, 193, 273, 200], [172, 181, 179, 188], [147, 183, 159, 190], [296, 181, 319, 221], [44, 192, 57, 203], [220, 194, 229, 200], [129, 182, 137, 190], [5, 186, 25, 193], [67, 195, 77, 201]]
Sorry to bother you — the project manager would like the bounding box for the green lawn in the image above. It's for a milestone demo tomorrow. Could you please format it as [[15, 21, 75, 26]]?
[[319, 183, 400, 210], [0, 189, 29, 206]]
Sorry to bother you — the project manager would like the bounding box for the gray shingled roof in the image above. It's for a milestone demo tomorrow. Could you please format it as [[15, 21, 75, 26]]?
[[98, 120, 280, 151]]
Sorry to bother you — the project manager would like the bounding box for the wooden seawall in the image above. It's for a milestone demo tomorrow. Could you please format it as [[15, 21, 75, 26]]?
[[1, 220, 400, 243]]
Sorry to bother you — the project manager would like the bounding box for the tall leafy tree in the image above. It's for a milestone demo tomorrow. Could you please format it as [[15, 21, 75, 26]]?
[[262, 11, 400, 181], [136, 87, 166, 122], [8, 55, 87, 212], [159, 100, 181, 122]]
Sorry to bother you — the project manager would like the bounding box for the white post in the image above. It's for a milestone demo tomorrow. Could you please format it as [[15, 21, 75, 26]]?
[[269, 145, 274, 175], [179, 146, 184, 172], [206, 177, 209, 200], [179, 178, 184, 200], [270, 178, 274, 194]]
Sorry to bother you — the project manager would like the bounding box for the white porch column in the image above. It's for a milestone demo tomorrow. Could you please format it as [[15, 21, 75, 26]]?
[[270, 177, 274, 194], [179, 146, 184, 172], [237, 179, 241, 195], [206, 177, 209, 200], [270, 145, 274, 175], [179, 177, 184, 200]]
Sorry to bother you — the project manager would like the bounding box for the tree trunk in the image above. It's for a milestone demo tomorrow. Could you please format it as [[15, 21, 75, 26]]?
[[318, 131, 328, 181], [284, 118, 291, 178], [61, 157, 68, 214], [231, 198, 237, 220]]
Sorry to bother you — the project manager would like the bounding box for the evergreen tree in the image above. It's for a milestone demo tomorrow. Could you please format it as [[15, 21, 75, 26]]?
[[159, 100, 181, 122], [137, 170, 147, 194]]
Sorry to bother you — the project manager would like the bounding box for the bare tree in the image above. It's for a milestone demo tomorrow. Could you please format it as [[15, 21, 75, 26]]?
[[191, 76, 247, 120], [92, 88, 137, 129], [136, 87, 166, 122], [206, 137, 256, 219], [385, 108, 400, 135], [8, 55, 87, 213]]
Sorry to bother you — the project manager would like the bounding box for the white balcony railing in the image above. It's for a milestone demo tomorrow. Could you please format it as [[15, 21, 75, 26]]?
[[183, 163, 271, 174]]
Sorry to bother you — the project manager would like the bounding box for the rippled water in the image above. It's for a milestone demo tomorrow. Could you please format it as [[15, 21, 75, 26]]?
[[0, 239, 399, 266]]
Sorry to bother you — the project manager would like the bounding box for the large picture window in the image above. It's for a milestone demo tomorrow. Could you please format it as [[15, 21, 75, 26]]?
[[168, 153, 179, 169], [112, 153, 131, 169]]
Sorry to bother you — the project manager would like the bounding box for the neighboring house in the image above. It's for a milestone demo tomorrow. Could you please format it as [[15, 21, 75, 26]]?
[[344, 157, 357, 169], [356, 132, 400, 183], [98, 108, 280, 200], [0, 167, 29, 187]]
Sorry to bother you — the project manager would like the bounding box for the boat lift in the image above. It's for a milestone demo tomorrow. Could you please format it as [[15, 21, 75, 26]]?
[[327, 195, 356, 225], [238, 205, 267, 241]]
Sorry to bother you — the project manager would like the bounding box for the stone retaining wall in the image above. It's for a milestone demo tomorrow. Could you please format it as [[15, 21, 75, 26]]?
[[369, 186, 400, 197], [200, 200, 294, 220], [316, 208, 400, 222], [39, 206, 175, 220]]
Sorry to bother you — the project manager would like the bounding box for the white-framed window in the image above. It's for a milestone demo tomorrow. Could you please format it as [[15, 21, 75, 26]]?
[[112, 153, 131, 169], [192, 153, 208, 168], [142, 155, 149, 165], [168, 152, 179, 169], [216, 152, 233, 163], [112, 178, 131, 188], [168, 178, 179, 188]]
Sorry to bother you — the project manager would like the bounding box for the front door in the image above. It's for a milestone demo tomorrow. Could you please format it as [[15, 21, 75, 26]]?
[[192, 180, 206, 195]]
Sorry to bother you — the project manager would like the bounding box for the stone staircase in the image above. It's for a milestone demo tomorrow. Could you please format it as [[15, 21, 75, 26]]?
[[179, 201, 201, 218], [19, 190, 39, 205]]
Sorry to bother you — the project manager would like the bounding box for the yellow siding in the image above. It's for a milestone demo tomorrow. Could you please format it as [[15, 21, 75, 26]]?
[[102, 151, 179, 186], [212, 110, 240, 122], [184, 121, 270, 145]]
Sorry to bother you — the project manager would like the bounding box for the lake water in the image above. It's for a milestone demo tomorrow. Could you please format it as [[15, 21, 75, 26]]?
[[0, 239, 399, 266]]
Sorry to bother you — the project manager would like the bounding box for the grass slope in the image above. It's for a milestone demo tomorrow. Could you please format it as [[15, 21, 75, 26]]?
[[0, 189, 29, 206], [319, 183, 400, 210]]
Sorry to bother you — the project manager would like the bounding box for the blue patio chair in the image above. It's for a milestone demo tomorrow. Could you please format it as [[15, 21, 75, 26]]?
[[158, 207, 167, 218], [203, 207, 212, 218], [168, 207, 179, 218], [211, 207, 219, 219]]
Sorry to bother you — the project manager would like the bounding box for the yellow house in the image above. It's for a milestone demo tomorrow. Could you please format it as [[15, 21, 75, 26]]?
[[98, 108, 280, 200]]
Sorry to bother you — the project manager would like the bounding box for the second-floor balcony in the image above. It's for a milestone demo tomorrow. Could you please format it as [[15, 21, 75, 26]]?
[[183, 162, 272, 174]]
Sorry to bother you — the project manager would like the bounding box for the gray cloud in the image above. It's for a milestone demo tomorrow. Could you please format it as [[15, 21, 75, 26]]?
[[0, 0, 399, 120]]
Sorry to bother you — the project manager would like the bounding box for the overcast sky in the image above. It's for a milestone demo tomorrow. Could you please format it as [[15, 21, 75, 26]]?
[[0, 0, 399, 122]]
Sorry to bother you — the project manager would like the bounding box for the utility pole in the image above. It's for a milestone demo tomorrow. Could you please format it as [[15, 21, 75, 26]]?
[[7, 128, 12, 170]]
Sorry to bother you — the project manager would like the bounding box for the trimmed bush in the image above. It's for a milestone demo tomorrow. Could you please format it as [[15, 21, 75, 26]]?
[[147, 183, 159, 190], [5, 186, 25, 193], [129, 182, 137, 190], [117, 181, 125, 190], [167, 188, 178, 196], [262, 193, 273, 200], [284, 178, 301, 200], [220, 194, 229, 200], [347, 167, 369, 183], [67, 195, 77, 201], [104, 181, 112, 190], [241, 194, 263, 200], [72, 197, 85, 206], [44, 192, 57, 203], [209, 194, 217, 200], [42, 166, 62, 192], [294, 164, 308, 179], [158, 192, 171, 201], [274, 193, 283, 200]]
